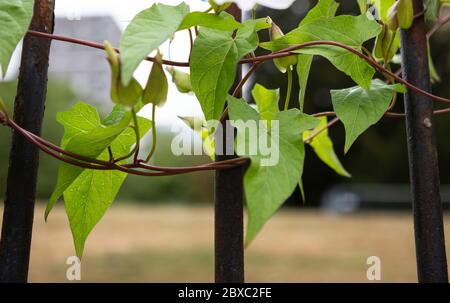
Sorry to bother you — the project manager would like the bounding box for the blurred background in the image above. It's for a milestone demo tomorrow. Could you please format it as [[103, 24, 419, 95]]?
[[1, 0, 450, 282]]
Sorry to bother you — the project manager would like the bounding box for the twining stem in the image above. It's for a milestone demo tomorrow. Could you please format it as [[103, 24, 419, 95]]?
[[4, 17, 449, 176], [427, 14, 450, 39], [361, 46, 375, 60], [132, 108, 141, 163], [108, 146, 114, 162], [385, 31, 397, 66], [267, 41, 450, 105], [387, 92, 398, 111], [26, 30, 190, 67], [27, 30, 450, 105], [112, 126, 139, 163], [112, 109, 141, 164], [2, 77, 450, 175], [0, 104, 7, 120], [284, 67, 293, 111], [4, 115, 248, 175], [188, 28, 194, 60], [311, 106, 450, 119], [232, 62, 261, 97], [0, 112, 8, 129], [145, 103, 157, 163], [220, 62, 262, 123], [393, 13, 450, 76], [303, 117, 340, 143]]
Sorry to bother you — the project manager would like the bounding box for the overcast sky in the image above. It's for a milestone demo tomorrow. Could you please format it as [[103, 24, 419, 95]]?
[[54, 0, 208, 29]]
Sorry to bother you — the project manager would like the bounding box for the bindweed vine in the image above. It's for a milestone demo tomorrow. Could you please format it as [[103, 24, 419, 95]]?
[[1, 0, 450, 259]]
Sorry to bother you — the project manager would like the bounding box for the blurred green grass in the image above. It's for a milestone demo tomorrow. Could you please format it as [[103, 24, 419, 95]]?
[[6, 204, 448, 282]]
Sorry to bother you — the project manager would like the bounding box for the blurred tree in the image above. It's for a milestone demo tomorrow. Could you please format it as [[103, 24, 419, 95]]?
[[0, 79, 214, 204], [0, 79, 76, 199]]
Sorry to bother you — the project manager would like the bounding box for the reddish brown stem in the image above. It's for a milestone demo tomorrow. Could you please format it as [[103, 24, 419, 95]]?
[[304, 117, 340, 143], [220, 62, 262, 123], [5, 116, 248, 175], [3, 25, 447, 176], [27, 30, 190, 67], [27, 30, 450, 106], [427, 14, 450, 39]]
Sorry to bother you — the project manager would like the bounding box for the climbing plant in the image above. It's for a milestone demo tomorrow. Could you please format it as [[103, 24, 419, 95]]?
[[0, 0, 449, 262]]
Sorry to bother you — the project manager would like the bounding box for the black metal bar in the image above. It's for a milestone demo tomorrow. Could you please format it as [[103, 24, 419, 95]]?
[[400, 0, 448, 283], [214, 4, 244, 283], [0, 0, 55, 282]]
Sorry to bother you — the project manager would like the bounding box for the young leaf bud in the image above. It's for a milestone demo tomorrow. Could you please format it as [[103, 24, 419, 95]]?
[[269, 20, 298, 73], [105, 41, 142, 107], [143, 52, 169, 107], [357, 0, 368, 14], [397, 0, 414, 29], [374, 25, 397, 61], [208, 0, 231, 13], [167, 67, 193, 93], [386, 1, 399, 31]]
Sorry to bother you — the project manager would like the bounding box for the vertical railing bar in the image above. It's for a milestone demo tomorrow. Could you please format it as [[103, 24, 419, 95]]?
[[214, 4, 245, 283], [400, 0, 448, 283], [0, 0, 55, 282]]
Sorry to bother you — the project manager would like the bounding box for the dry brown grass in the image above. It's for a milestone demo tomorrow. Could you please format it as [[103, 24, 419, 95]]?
[[3, 204, 449, 282]]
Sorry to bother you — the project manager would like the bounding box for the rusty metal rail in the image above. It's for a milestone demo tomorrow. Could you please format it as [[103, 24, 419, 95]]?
[[400, 0, 448, 283], [214, 4, 245, 283], [0, 0, 55, 282]]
